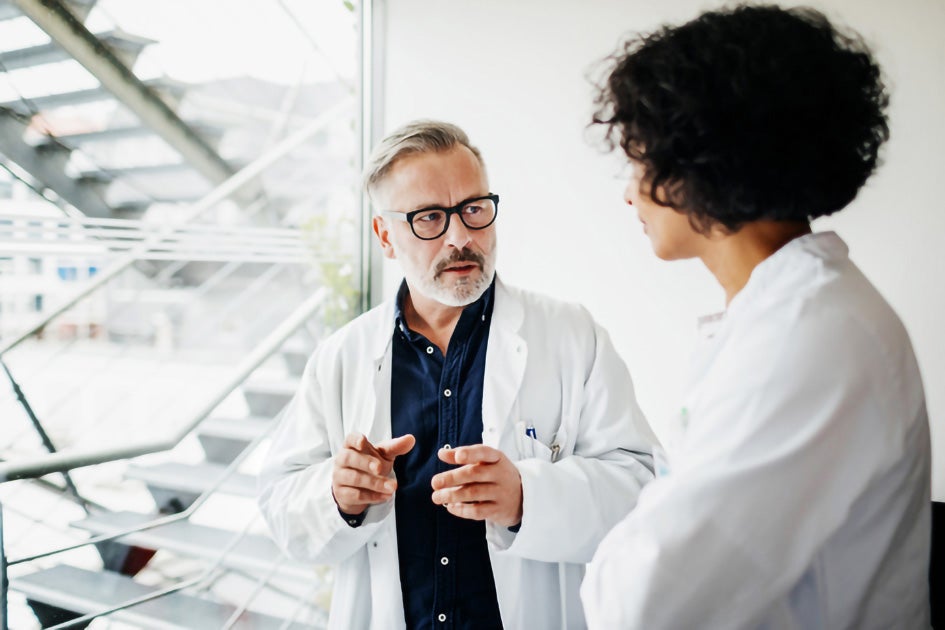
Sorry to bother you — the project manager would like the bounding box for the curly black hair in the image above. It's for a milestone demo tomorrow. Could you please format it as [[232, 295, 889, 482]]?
[[592, 4, 889, 233]]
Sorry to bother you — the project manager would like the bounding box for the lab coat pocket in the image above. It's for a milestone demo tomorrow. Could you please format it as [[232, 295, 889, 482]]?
[[514, 420, 556, 462]]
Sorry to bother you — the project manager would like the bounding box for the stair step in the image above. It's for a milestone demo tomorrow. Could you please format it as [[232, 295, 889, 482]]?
[[72, 511, 314, 581], [242, 379, 297, 417], [36, 122, 224, 149], [125, 462, 257, 506], [280, 339, 312, 377], [0, 30, 153, 71], [196, 416, 271, 464], [78, 161, 193, 181], [199, 416, 271, 441], [0, 78, 188, 114], [12, 564, 315, 629]]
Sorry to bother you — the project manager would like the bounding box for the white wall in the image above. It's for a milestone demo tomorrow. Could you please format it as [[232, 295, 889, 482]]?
[[377, 0, 945, 497]]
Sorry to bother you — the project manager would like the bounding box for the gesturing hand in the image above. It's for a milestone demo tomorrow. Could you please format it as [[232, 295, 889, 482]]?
[[332, 432, 415, 516], [430, 445, 523, 527]]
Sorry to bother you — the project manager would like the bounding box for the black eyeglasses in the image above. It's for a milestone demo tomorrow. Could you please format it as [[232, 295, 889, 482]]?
[[381, 194, 499, 240]]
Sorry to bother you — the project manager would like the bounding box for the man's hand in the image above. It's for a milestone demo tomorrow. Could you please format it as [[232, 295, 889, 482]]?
[[430, 445, 523, 527], [332, 432, 415, 515]]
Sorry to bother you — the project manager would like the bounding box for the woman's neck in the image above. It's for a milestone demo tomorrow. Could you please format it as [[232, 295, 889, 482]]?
[[701, 220, 812, 305]]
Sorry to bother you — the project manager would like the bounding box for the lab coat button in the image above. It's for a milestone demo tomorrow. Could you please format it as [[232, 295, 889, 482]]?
[[444, 388, 452, 398], [440, 556, 449, 566], [437, 613, 447, 622]]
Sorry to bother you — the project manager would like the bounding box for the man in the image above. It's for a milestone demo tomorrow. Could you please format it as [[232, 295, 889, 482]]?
[[581, 5, 930, 629], [258, 120, 656, 629]]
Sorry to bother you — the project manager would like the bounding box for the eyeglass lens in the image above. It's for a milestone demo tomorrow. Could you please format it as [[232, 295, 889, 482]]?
[[411, 198, 497, 239]]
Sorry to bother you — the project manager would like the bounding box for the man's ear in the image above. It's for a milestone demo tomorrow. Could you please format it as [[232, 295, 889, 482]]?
[[373, 215, 397, 260]]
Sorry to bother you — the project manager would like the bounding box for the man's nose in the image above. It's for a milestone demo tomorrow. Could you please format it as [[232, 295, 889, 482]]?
[[443, 214, 473, 248]]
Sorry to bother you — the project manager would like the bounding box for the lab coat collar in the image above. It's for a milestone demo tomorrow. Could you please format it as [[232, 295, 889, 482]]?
[[366, 275, 520, 365], [720, 230, 849, 321]]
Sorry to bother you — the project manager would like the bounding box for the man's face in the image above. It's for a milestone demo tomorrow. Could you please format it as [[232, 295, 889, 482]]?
[[372, 145, 497, 307]]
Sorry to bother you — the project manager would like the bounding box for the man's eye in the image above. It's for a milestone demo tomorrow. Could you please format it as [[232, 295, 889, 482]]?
[[415, 211, 444, 223], [463, 205, 483, 215]]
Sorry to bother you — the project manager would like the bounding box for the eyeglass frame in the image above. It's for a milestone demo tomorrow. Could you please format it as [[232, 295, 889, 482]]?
[[379, 193, 500, 240]]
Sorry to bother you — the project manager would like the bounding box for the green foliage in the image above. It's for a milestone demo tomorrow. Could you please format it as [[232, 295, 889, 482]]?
[[301, 213, 361, 333]]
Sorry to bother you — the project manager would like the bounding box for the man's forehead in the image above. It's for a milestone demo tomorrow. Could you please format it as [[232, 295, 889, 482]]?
[[377, 147, 488, 210]]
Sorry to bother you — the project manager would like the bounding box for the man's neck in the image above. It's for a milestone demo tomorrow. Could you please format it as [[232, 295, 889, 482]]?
[[700, 220, 812, 306], [404, 289, 466, 355]]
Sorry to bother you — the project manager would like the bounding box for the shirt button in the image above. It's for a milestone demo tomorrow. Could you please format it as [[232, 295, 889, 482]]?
[[443, 443, 451, 449], [438, 613, 447, 622], [426, 346, 434, 354], [443, 388, 452, 398], [440, 556, 449, 565]]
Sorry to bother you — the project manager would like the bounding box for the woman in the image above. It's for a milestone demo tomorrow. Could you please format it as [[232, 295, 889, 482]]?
[[581, 5, 930, 629]]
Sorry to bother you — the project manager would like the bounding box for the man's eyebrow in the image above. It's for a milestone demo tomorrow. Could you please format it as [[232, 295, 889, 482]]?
[[407, 195, 487, 213]]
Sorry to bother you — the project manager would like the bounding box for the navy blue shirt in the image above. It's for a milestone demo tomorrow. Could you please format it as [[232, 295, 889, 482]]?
[[390, 279, 503, 630]]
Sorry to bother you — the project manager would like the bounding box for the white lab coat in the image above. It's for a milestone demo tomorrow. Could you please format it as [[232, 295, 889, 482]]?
[[259, 278, 656, 630], [582, 232, 931, 629]]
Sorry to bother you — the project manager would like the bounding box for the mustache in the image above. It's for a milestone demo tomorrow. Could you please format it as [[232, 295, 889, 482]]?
[[434, 248, 486, 276]]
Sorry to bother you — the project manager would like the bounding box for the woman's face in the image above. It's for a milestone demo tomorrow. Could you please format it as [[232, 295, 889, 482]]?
[[624, 162, 706, 261]]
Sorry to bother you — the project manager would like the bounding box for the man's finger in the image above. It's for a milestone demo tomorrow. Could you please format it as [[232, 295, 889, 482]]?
[[430, 464, 495, 490], [432, 482, 494, 505], [377, 434, 416, 460], [335, 486, 392, 506], [336, 449, 383, 475], [336, 468, 397, 494], [344, 432, 382, 457], [438, 444, 502, 466], [444, 501, 493, 521]]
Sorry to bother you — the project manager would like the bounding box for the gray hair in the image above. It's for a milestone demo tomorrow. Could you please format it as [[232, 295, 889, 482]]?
[[362, 119, 485, 203]]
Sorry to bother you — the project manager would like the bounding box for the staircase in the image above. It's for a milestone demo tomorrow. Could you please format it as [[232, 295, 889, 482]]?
[[3, 333, 330, 629], [0, 1, 360, 626]]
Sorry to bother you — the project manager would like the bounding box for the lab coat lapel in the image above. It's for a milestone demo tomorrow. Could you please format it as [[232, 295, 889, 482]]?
[[482, 279, 527, 448], [366, 300, 395, 444]]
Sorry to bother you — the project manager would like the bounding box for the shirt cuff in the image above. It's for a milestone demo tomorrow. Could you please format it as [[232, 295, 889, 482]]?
[[337, 506, 367, 528]]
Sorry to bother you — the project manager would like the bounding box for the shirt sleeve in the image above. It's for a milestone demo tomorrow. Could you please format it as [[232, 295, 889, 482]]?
[[491, 322, 658, 563], [581, 309, 906, 629], [257, 350, 394, 564]]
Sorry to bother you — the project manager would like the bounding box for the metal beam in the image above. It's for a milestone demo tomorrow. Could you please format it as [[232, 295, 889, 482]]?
[[0, 109, 111, 215], [12, 0, 235, 186]]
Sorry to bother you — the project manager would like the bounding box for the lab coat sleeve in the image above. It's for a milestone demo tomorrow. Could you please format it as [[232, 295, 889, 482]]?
[[257, 350, 393, 564], [495, 323, 657, 563], [580, 310, 907, 629]]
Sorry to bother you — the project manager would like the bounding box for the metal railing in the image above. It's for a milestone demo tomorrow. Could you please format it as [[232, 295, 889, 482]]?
[[0, 96, 353, 361], [0, 286, 325, 483], [0, 286, 327, 628]]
